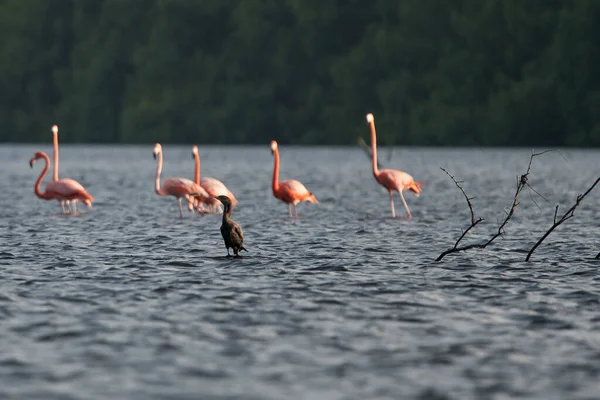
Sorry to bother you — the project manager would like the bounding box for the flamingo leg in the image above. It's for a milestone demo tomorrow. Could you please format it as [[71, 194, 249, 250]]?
[[389, 191, 396, 219], [288, 203, 292, 217], [398, 190, 412, 219], [72, 200, 77, 214], [59, 201, 65, 213], [293, 204, 298, 218], [65, 200, 71, 214], [178, 197, 184, 217]]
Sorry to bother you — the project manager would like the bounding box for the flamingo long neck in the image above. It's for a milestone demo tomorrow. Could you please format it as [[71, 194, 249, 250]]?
[[53, 132, 58, 182], [272, 149, 280, 192], [369, 120, 379, 175], [34, 154, 52, 199], [194, 153, 200, 184], [155, 151, 165, 195]]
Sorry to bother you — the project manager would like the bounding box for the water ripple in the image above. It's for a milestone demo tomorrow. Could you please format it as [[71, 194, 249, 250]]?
[[0, 145, 599, 399]]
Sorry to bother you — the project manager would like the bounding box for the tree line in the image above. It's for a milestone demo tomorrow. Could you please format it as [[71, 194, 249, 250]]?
[[1, 0, 599, 146]]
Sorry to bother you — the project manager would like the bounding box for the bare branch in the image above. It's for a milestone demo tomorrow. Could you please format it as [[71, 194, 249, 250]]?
[[435, 167, 485, 261], [526, 177, 600, 261], [437, 150, 554, 262], [553, 205, 559, 224], [523, 149, 563, 210], [454, 218, 484, 248], [436, 235, 486, 262], [440, 167, 476, 225], [357, 137, 382, 169]]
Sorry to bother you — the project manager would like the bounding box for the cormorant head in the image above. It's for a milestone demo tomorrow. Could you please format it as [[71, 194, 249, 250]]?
[[215, 195, 231, 207]]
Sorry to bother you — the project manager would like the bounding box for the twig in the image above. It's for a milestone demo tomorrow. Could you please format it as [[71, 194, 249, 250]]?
[[440, 168, 477, 225], [436, 150, 550, 261], [523, 149, 563, 211], [357, 137, 382, 169], [435, 168, 484, 261], [480, 173, 527, 247], [526, 177, 600, 261]]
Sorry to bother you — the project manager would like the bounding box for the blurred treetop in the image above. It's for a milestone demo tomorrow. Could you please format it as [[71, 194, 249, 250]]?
[[1, 0, 599, 146]]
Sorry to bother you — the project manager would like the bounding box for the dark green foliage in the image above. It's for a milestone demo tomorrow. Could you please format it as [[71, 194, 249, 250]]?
[[1, 0, 598, 145]]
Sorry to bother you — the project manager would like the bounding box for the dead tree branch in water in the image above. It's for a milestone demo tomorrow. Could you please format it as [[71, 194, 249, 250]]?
[[357, 137, 382, 169], [596, 252, 600, 260], [526, 176, 600, 261], [437, 150, 553, 262], [435, 168, 484, 260]]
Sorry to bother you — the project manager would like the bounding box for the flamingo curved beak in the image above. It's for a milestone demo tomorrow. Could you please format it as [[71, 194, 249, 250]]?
[[153, 153, 157, 160], [29, 159, 35, 168]]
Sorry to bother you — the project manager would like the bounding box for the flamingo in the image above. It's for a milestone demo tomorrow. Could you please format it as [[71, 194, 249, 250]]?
[[30, 152, 94, 213], [191, 145, 237, 213], [153, 143, 210, 217], [270, 140, 318, 217], [51, 124, 71, 213], [52, 125, 59, 182], [366, 113, 422, 219]]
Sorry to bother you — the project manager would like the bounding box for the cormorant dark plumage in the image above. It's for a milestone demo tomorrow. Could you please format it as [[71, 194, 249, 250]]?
[[215, 195, 247, 257]]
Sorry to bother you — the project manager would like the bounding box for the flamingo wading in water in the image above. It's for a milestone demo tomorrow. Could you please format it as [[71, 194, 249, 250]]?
[[366, 113, 422, 219], [270, 140, 318, 217], [51, 124, 73, 213], [153, 143, 210, 217], [191, 145, 237, 213], [30, 152, 94, 213]]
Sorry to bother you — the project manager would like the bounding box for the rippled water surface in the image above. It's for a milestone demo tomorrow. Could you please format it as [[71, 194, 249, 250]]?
[[1, 144, 599, 399]]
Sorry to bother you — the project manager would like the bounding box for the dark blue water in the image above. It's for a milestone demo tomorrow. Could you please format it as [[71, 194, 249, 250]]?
[[1, 144, 599, 399]]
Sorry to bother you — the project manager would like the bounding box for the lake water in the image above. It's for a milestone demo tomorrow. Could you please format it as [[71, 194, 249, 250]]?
[[1, 144, 599, 399]]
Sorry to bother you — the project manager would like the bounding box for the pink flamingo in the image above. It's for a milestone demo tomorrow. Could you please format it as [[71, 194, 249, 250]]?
[[270, 140, 318, 217], [52, 125, 59, 182], [51, 124, 72, 213], [30, 152, 94, 213], [153, 143, 210, 217], [191, 145, 237, 213], [366, 113, 422, 219]]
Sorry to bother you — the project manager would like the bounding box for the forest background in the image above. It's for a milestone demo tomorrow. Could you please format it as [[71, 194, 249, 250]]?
[[1, 0, 598, 146]]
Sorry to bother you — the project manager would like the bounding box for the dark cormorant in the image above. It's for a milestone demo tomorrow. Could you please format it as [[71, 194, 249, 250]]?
[[215, 195, 247, 257]]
